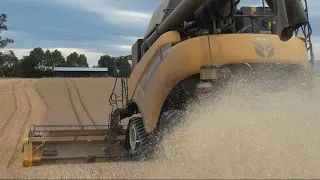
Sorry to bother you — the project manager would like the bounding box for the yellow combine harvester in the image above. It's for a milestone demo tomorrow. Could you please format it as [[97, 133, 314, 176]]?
[[22, 0, 315, 167]]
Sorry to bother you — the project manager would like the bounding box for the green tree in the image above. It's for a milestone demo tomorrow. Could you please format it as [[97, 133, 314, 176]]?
[[20, 47, 45, 77], [66, 52, 88, 67], [43, 50, 52, 71], [0, 52, 5, 69], [21, 49, 68, 77], [66, 52, 78, 67], [51, 49, 67, 67], [30, 47, 45, 72], [0, 13, 14, 75], [98, 54, 115, 76], [117, 56, 131, 77], [43, 49, 67, 69], [0, 50, 21, 77], [0, 14, 14, 48], [20, 55, 37, 77], [78, 54, 89, 67]]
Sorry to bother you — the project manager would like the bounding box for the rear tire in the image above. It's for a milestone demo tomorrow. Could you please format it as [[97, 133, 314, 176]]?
[[158, 110, 186, 136], [149, 110, 186, 160]]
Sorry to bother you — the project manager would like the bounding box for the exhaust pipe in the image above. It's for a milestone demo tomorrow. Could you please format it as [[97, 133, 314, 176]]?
[[143, 0, 207, 47]]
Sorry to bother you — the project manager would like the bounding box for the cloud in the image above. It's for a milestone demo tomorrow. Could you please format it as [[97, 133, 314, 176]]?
[[46, 0, 152, 26], [121, 36, 142, 42], [310, 36, 320, 60], [106, 45, 132, 52], [109, 9, 152, 25], [2, 28, 134, 57], [1, 48, 32, 59], [1, 30, 35, 40]]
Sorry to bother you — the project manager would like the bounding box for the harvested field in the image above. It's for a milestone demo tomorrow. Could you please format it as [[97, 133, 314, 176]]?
[[0, 78, 122, 175], [70, 78, 122, 125], [0, 77, 320, 179]]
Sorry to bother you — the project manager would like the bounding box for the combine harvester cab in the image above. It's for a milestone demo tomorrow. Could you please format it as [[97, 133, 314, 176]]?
[[22, 0, 315, 167]]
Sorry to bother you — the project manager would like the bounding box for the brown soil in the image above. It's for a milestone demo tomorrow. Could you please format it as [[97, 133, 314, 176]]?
[[0, 77, 320, 179]]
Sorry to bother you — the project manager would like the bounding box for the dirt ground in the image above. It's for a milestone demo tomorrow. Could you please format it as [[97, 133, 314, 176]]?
[[0, 77, 320, 179]]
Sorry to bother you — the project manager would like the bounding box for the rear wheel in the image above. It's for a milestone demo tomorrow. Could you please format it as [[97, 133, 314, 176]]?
[[149, 110, 186, 160], [157, 110, 186, 136]]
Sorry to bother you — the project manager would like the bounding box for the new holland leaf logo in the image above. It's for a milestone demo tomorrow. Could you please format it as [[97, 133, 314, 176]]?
[[253, 37, 275, 58]]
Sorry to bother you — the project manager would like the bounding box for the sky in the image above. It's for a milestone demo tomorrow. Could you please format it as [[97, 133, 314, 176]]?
[[1, 0, 320, 67]]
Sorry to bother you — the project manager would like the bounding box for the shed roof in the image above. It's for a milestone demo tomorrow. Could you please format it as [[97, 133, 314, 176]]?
[[54, 67, 108, 72]]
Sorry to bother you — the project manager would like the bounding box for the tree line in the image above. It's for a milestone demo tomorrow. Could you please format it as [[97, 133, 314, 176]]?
[[0, 13, 131, 78], [0, 48, 132, 78]]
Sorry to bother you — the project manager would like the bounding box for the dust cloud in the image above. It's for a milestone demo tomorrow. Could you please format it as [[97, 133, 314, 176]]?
[[154, 75, 320, 179], [2, 77, 320, 179]]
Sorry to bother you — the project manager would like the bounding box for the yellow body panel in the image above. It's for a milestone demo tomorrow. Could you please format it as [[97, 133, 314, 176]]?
[[130, 32, 308, 133], [132, 36, 212, 132], [129, 31, 182, 100], [23, 143, 33, 167], [21, 126, 127, 167], [209, 34, 308, 67]]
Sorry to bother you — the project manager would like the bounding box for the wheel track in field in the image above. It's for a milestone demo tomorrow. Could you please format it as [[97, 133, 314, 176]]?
[[0, 86, 24, 93], [64, 79, 82, 125], [35, 79, 50, 122], [7, 80, 33, 168], [0, 80, 22, 137], [0, 80, 25, 93], [69, 79, 97, 125]]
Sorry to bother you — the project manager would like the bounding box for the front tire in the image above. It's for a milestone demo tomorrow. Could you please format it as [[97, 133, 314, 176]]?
[[124, 117, 149, 160]]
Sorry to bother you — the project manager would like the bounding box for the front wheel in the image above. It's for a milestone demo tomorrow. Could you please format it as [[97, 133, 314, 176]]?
[[123, 117, 149, 160]]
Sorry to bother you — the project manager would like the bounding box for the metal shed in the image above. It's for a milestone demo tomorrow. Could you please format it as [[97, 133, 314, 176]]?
[[53, 67, 109, 78]]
